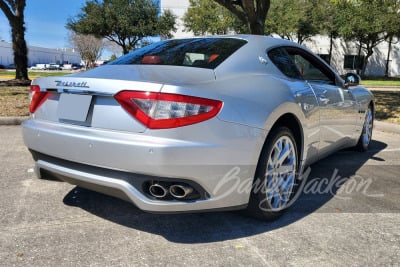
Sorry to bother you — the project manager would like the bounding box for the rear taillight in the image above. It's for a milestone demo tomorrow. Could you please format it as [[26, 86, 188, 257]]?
[[114, 91, 223, 129], [29, 85, 50, 113]]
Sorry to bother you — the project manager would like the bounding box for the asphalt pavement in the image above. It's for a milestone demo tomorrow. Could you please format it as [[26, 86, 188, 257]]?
[[0, 126, 399, 266]]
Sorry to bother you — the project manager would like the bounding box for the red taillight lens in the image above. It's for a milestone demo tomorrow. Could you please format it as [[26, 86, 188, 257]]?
[[114, 91, 223, 129], [29, 85, 50, 113]]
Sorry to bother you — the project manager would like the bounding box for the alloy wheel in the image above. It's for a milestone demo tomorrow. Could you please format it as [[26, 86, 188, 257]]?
[[362, 107, 373, 147], [265, 135, 297, 210]]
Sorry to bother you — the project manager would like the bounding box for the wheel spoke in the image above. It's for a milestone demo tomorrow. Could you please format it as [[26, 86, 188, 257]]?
[[265, 135, 297, 210], [276, 164, 295, 174], [362, 108, 373, 146], [277, 144, 291, 165], [272, 141, 282, 163]]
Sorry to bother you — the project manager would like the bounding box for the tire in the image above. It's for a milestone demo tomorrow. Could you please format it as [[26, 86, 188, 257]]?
[[356, 105, 374, 152], [247, 126, 300, 220]]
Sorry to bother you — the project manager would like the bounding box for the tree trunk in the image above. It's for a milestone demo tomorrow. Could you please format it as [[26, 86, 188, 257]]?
[[385, 36, 393, 78], [248, 19, 265, 35], [212, 0, 270, 35], [11, 15, 29, 80], [122, 44, 129, 55], [360, 56, 368, 79], [328, 33, 333, 65], [356, 43, 362, 76], [361, 49, 373, 79]]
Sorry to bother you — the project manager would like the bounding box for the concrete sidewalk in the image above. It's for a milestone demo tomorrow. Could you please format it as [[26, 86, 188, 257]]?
[[367, 86, 400, 91]]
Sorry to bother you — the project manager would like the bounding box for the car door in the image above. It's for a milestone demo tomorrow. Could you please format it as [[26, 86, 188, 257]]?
[[267, 47, 321, 165], [283, 47, 358, 155]]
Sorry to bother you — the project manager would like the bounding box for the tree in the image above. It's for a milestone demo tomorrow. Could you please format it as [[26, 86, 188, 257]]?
[[67, 0, 177, 54], [109, 54, 117, 61], [69, 33, 104, 69], [312, 0, 340, 64], [183, 0, 245, 35], [266, 0, 318, 44], [104, 40, 123, 57], [265, 0, 296, 39], [382, 0, 400, 77], [212, 0, 271, 34], [0, 0, 28, 80], [157, 9, 177, 40], [337, 0, 388, 78]]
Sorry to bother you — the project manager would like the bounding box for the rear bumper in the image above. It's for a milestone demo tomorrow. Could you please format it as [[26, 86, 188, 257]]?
[[22, 119, 266, 212]]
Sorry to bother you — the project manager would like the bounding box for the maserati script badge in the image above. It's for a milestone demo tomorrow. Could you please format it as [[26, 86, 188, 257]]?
[[55, 80, 89, 88]]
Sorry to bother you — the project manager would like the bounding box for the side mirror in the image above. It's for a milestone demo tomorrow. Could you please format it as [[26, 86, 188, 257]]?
[[344, 73, 361, 87]]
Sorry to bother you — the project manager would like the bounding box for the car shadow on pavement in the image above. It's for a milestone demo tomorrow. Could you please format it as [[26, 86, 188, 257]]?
[[63, 139, 387, 244]]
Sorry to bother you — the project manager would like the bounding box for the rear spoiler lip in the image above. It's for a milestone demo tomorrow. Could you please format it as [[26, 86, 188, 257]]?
[[43, 88, 114, 96], [30, 75, 164, 96]]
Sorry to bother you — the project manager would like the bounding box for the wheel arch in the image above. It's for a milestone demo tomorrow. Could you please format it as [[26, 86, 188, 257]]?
[[264, 113, 305, 165], [247, 112, 305, 219], [369, 100, 375, 117]]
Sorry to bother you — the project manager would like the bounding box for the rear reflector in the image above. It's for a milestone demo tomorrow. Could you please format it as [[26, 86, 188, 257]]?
[[114, 91, 223, 129], [29, 85, 50, 113]]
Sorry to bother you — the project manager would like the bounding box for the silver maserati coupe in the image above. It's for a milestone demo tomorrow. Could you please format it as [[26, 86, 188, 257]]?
[[22, 35, 374, 220]]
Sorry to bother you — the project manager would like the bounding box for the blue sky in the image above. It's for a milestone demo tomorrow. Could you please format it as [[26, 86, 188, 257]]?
[[0, 0, 87, 48]]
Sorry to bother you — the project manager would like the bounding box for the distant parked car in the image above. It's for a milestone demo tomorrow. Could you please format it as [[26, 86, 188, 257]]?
[[72, 64, 83, 70], [61, 64, 73, 70], [46, 63, 62, 70], [30, 64, 46, 70]]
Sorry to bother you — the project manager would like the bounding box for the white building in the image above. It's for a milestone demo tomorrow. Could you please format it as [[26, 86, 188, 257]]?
[[161, 0, 400, 77], [302, 35, 400, 77], [160, 0, 192, 38], [0, 40, 81, 67]]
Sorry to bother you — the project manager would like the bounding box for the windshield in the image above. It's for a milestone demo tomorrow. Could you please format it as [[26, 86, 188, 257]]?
[[109, 38, 247, 69]]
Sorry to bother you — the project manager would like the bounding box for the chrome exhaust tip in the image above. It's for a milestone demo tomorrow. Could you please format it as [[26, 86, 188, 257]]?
[[149, 183, 168, 198], [169, 184, 193, 199]]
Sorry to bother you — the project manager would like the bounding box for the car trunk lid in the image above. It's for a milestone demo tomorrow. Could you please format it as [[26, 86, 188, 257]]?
[[30, 65, 216, 133]]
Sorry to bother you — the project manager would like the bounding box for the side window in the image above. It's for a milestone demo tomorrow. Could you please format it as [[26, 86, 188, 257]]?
[[268, 48, 302, 80], [291, 54, 331, 82], [285, 47, 336, 85]]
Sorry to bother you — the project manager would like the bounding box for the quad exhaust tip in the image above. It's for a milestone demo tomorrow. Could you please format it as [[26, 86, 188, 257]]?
[[149, 183, 168, 198], [148, 182, 194, 200], [169, 184, 193, 199]]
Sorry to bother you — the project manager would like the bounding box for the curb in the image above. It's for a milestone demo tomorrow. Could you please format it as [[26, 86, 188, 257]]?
[[1, 116, 400, 134], [0, 116, 29, 125], [368, 87, 400, 92], [367, 86, 400, 89]]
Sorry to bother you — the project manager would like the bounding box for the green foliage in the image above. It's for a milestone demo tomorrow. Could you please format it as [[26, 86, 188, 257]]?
[[337, 0, 384, 42], [311, 0, 339, 38], [212, 0, 271, 35], [157, 10, 177, 39], [336, 0, 397, 77], [184, 0, 246, 35], [266, 0, 319, 44], [382, 0, 400, 38], [381, 0, 400, 77], [109, 54, 117, 61], [67, 0, 177, 54]]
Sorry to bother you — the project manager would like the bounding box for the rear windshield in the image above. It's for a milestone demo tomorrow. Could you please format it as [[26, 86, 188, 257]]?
[[109, 38, 247, 69]]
